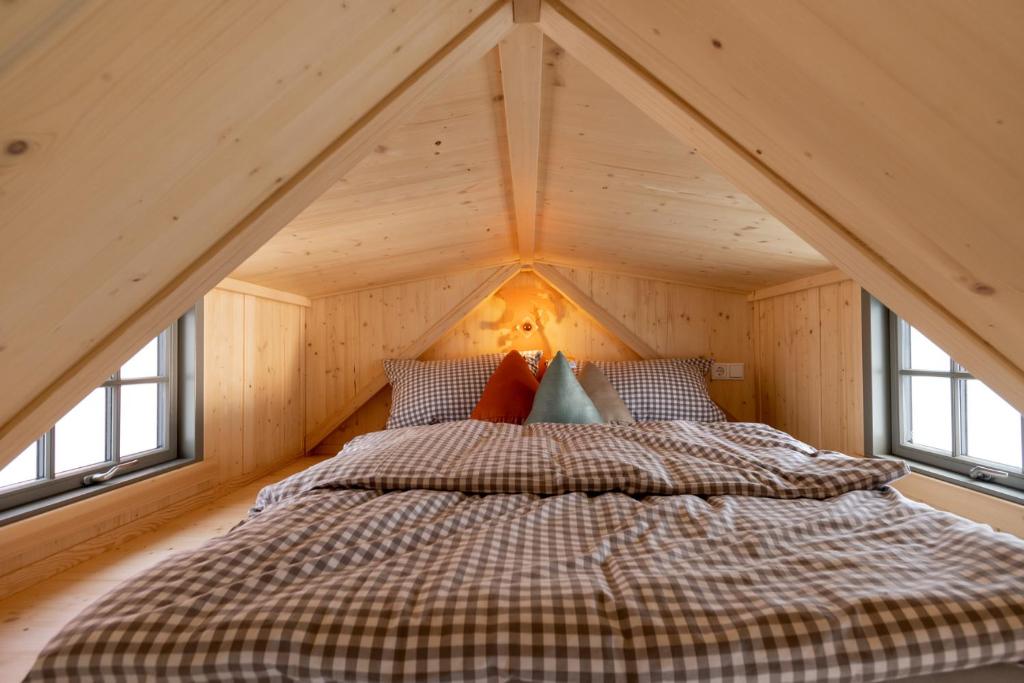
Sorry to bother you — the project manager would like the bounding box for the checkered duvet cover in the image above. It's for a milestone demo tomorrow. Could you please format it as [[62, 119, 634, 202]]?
[[27, 421, 1024, 682]]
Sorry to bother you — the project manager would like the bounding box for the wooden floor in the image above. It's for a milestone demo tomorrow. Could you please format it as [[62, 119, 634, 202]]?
[[0, 456, 328, 681]]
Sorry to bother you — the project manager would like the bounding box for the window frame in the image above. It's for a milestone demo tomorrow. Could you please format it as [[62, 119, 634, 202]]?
[[886, 310, 1024, 493], [0, 306, 203, 524]]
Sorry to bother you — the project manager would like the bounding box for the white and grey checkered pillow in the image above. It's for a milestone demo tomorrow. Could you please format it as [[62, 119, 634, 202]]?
[[384, 352, 542, 429], [589, 358, 726, 422]]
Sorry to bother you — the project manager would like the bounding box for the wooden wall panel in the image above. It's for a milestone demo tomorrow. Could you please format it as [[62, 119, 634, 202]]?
[[551, 265, 758, 421], [312, 389, 393, 457], [422, 270, 637, 362], [305, 266, 512, 442], [242, 297, 306, 476], [0, 288, 306, 599], [754, 279, 863, 454], [203, 290, 247, 481], [312, 264, 759, 454]]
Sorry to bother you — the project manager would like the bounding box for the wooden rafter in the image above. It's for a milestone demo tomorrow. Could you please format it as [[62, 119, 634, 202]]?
[[747, 270, 850, 303], [0, 2, 515, 468], [539, 0, 1024, 414], [215, 278, 312, 308], [532, 262, 659, 360], [305, 264, 520, 450], [512, 0, 541, 23], [498, 25, 544, 265]]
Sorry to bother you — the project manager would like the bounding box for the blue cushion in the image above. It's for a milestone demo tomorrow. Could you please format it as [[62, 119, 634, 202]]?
[[525, 352, 603, 425]]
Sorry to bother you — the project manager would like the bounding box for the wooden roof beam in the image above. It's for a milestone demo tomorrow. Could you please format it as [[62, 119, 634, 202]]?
[[532, 262, 660, 360], [539, 0, 1024, 413], [499, 25, 544, 265], [512, 0, 542, 24]]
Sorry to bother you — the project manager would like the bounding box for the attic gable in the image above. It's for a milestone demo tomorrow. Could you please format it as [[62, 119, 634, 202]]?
[[2, 0, 1024, 468]]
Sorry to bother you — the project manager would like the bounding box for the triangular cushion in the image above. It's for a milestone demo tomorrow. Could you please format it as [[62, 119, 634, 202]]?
[[470, 351, 539, 424], [578, 363, 634, 424], [525, 351, 603, 425]]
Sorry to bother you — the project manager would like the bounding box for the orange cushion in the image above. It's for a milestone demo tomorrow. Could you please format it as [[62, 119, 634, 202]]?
[[470, 350, 540, 424], [536, 357, 547, 381]]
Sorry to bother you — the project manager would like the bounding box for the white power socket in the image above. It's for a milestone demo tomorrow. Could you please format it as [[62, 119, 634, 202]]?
[[711, 362, 744, 380]]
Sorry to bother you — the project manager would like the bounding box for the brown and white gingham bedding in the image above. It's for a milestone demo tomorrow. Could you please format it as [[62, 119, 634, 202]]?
[[27, 421, 1024, 682]]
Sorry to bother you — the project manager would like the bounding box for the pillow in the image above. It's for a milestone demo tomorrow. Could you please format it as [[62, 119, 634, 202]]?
[[589, 358, 725, 422], [384, 351, 541, 429], [525, 352, 603, 425], [470, 351, 539, 424], [577, 363, 634, 424]]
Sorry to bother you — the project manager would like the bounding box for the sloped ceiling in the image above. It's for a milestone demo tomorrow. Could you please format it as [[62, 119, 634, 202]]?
[[232, 49, 519, 297], [3, 0, 1024, 467], [234, 36, 831, 297], [535, 38, 830, 289]]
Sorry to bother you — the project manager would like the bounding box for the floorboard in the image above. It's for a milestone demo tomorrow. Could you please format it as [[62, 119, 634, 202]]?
[[0, 456, 328, 681]]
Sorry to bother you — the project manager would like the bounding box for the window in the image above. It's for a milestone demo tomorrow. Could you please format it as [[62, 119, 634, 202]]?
[[0, 308, 201, 522], [889, 314, 1024, 491]]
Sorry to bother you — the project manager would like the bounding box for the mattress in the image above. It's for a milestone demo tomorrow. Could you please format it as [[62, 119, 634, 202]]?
[[26, 420, 1024, 681]]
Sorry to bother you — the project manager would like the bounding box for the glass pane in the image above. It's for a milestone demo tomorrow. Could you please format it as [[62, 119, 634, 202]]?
[[120, 336, 160, 379], [121, 383, 161, 456], [906, 324, 950, 371], [905, 375, 952, 453], [0, 442, 39, 489], [965, 380, 1023, 470], [55, 388, 107, 473]]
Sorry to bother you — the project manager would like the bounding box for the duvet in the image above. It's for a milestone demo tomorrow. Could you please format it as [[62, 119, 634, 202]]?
[[27, 420, 1024, 681]]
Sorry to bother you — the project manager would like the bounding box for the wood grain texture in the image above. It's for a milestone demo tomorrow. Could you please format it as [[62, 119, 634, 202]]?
[[232, 49, 517, 298], [215, 278, 311, 308], [545, 0, 1024, 416], [423, 270, 637, 362], [533, 32, 830, 291], [532, 263, 660, 360], [312, 264, 757, 451], [512, 0, 541, 24], [748, 269, 849, 302], [0, 0, 510, 469], [754, 279, 863, 454], [547, 264, 758, 422], [499, 26, 544, 262], [305, 265, 519, 448], [0, 289, 306, 600]]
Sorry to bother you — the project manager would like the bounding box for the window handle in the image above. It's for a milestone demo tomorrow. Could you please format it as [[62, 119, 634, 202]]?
[[968, 466, 1009, 483], [83, 459, 140, 485]]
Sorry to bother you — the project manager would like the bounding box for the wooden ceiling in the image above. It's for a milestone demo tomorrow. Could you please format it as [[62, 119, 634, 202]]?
[[233, 35, 831, 297], [231, 50, 518, 297], [534, 38, 830, 290], [5, 0, 1024, 467]]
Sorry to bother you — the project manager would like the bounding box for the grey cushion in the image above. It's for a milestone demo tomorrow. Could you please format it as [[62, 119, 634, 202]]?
[[578, 363, 634, 424], [525, 352, 603, 425]]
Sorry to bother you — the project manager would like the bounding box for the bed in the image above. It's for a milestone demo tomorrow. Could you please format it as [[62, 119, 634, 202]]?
[[26, 420, 1024, 681]]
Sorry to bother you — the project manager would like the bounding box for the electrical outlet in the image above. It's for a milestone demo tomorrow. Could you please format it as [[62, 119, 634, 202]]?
[[711, 362, 744, 380]]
